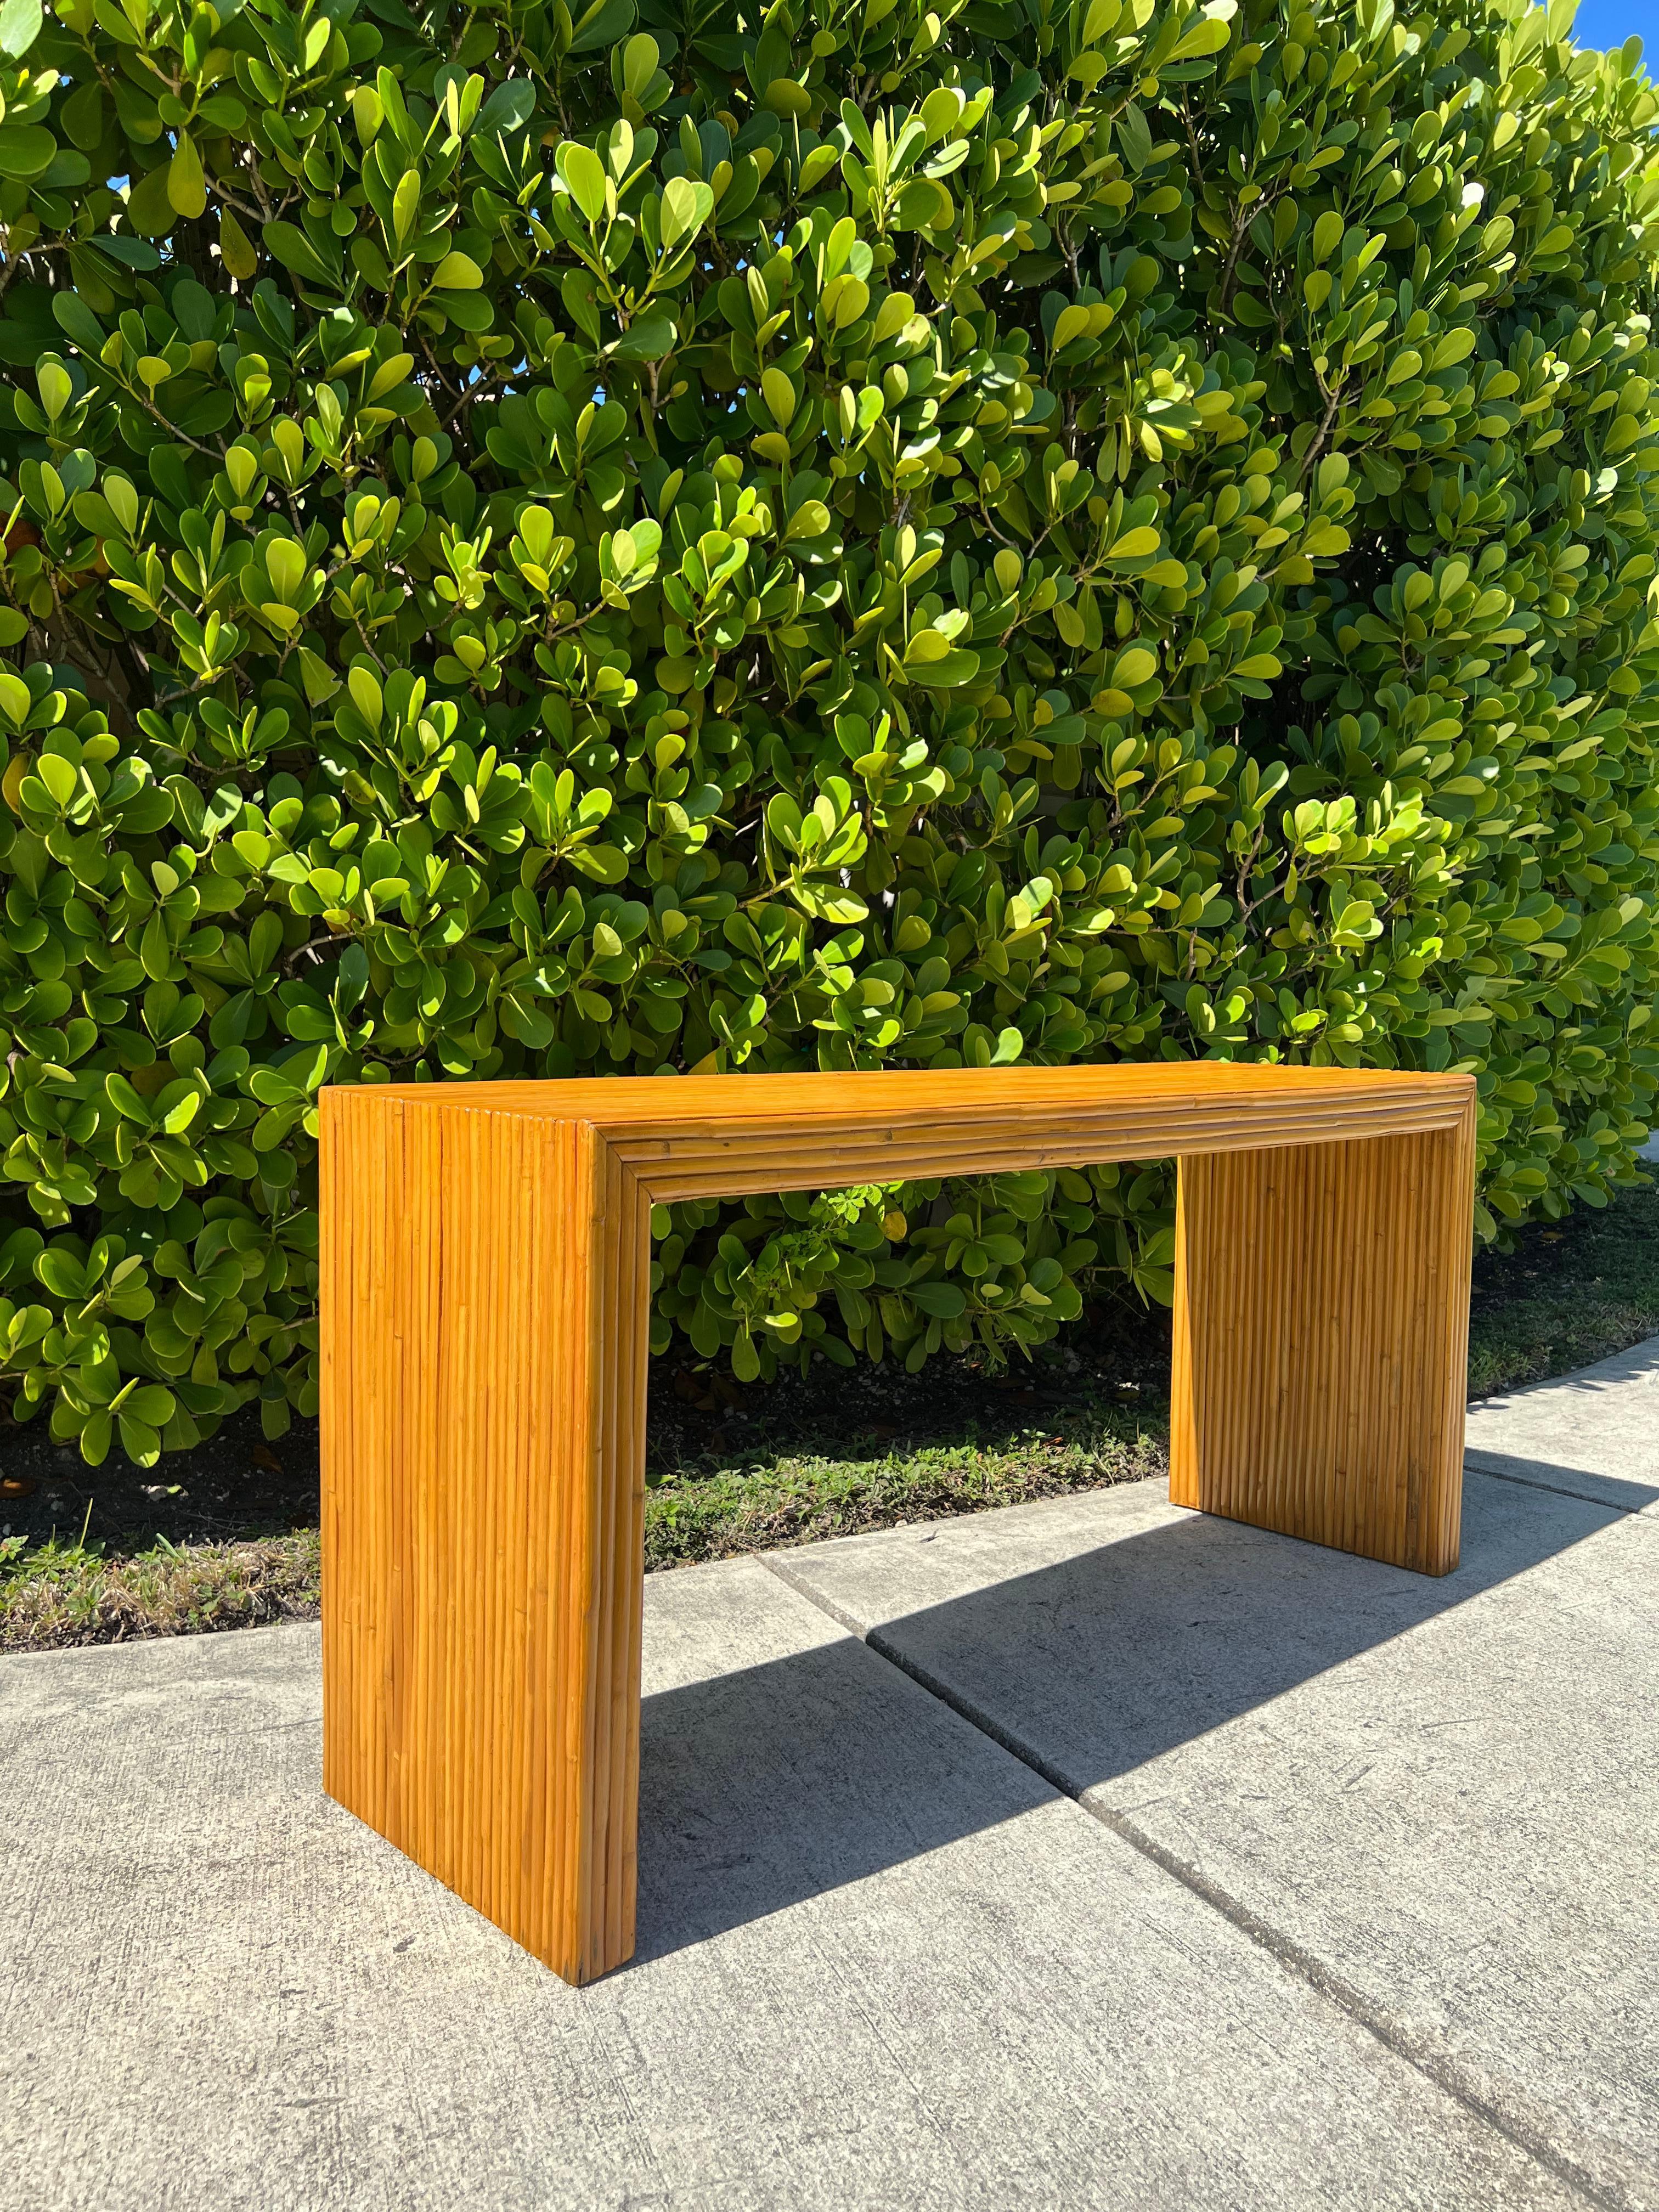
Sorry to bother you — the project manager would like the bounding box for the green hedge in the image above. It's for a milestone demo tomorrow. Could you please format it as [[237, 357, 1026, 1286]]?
[[1, 0, 1658, 1462]]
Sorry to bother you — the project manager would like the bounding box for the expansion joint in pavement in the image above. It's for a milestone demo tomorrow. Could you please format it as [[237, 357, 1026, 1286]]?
[[1464, 1459, 1647, 1514], [758, 1545, 1621, 2212]]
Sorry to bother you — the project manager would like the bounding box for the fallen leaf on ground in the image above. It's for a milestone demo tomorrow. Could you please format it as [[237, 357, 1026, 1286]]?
[[1, 1477, 35, 1499], [251, 1445, 284, 1474]]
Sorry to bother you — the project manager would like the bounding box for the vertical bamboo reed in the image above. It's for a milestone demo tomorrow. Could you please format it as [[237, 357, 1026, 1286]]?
[[1169, 1101, 1476, 1573]]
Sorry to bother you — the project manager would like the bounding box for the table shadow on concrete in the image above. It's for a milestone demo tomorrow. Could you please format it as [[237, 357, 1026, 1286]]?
[[631, 1475, 1621, 1960]]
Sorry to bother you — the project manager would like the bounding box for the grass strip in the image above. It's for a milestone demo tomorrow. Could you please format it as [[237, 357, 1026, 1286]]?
[[0, 1526, 320, 1655], [0, 1418, 1157, 1647], [5, 1171, 1659, 1652], [643, 1419, 1164, 1571]]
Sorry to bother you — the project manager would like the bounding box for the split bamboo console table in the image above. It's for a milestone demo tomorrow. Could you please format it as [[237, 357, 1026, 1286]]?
[[319, 1063, 1477, 1985]]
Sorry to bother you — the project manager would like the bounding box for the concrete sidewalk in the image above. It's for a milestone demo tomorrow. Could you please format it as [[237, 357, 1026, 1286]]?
[[3, 1359, 1657, 2210]]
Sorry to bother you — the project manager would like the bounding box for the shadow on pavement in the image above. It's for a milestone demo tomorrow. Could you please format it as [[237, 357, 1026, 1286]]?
[[633, 1469, 1638, 1960]]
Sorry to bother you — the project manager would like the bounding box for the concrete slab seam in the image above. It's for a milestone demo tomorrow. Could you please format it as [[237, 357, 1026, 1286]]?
[[761, 1548, 1086, 1800], [757, 1547, 1618, 2212], [1462, 1455, 1647, 1514], [1083, 1801, 1621, 2212]]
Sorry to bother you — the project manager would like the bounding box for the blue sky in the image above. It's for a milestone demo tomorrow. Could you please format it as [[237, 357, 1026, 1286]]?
[[1566, 0, 1655, 49]]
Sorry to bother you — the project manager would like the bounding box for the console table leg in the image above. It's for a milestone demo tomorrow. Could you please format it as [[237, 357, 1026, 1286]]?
[[321, 1097, 649, 1985], [1170, 1112, 1476, 1575]]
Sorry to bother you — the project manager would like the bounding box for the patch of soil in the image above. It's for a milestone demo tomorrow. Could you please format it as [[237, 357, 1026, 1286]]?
[[0, 1296, 1175, 1551], [0, 1402, 321, 1554], [1468, 1178, 1659, 1330]]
